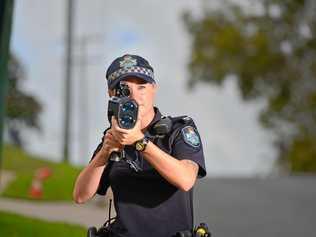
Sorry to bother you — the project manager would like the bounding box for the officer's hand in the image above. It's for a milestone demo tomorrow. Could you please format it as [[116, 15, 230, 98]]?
[[111, 116, 144, 145], [101, 130, 124, 156]]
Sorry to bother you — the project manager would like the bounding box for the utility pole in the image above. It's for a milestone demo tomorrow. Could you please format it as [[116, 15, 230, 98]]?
[[0, 0, 14, 182], [78, 37, 89, 163], [62, 0, 74, 163], [74, 34, 104, 163]]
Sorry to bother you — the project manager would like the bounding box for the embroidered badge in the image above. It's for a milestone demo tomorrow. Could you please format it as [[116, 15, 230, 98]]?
[[181, 126, 200, 148], [120, 55, 137, 69]]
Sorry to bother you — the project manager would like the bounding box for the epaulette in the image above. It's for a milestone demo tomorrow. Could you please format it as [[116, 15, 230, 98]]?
[[168, 116, 196, 137], [170, 115, 193, 126], [181, 116, 193, 123]]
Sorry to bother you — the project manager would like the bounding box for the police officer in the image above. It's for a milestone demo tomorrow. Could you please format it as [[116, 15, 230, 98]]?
[[73, 54, 207, 237]]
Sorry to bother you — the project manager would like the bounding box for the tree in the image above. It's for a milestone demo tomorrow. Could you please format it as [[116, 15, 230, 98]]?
[[6, 54, 42, 147], [183, 0, 316, 172]]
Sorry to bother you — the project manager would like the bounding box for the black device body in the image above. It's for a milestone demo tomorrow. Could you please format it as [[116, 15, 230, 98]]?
[[107, 83, 138, 162], [107, 83, 138, 129], [108, 96, 138, 129]]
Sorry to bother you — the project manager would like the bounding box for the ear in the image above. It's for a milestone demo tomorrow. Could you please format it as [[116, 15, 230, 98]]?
[[152, 83, 158, 93]]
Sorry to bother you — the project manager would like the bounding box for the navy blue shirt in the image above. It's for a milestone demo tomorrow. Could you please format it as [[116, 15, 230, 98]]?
[[91, 108, 206, 237]]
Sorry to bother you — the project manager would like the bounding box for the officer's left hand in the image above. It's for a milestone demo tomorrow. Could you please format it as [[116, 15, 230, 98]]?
[[111, 116, 144, 145]]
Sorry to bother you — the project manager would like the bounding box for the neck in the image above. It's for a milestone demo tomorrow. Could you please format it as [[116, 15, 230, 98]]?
[[141, 107, 155, 131]]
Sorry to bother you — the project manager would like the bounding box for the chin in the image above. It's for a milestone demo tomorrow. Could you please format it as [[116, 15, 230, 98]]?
[[139, 105, 153, 117], [139, 111, 146, 118]]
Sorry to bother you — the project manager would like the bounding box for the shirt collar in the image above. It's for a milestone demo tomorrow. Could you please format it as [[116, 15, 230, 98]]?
[[145, 107, 162, 136]]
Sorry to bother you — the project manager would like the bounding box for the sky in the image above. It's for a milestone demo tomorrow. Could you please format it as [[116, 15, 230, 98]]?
[[10, 0, 277, 176]]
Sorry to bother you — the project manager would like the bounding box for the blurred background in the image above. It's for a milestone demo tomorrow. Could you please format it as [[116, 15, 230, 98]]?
[[0, 0, 315, 236]]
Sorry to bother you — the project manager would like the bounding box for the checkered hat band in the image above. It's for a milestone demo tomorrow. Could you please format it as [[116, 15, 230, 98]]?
[[108, 66, 154, 81]]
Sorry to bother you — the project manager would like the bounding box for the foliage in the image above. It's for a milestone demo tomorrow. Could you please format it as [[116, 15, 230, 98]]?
[[183, 0, 316, 172], [6, 54, 42, 147], [2, 144, 82, 201], [288, 135, 316, 172], [0, 211, 86, 237]]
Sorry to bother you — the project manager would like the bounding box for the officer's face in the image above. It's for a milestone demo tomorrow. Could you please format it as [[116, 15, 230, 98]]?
[[109, 77, 157, 118]]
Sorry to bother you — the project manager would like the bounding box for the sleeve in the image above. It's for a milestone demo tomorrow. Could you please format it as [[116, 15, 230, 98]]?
[[90, 128, 111, 195], [171, 123, 207, 178]]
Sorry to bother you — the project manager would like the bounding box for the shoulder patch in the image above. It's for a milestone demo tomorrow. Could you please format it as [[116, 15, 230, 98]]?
[[181, 126, 201, 148]]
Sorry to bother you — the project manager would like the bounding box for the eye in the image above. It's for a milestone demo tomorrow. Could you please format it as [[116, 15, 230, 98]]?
[[138, 85, 146, 90]]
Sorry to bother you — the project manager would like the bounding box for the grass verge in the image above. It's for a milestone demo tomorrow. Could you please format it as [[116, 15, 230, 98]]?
[[0, 210, 86, 237], [1, 144, 83, 201]]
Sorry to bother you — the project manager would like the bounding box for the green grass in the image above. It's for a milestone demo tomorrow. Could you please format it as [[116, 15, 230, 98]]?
[[1, 144, 83, 201], [0, 210, 86, 237]]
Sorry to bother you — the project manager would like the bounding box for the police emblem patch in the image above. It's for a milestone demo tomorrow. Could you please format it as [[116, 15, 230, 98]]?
[[181, 126, 201, 148], [120, 55, 137, 69]]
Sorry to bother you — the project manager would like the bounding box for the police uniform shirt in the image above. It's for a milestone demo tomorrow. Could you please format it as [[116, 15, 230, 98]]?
[[91, 107, 207, 237]]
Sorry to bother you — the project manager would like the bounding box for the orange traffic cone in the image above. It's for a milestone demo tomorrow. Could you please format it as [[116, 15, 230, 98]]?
[[36, 167, 52, 181], [29, 178, 43, 199], [28, 166, 53, 199]]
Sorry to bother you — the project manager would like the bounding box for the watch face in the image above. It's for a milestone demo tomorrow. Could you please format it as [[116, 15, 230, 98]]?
[[136, 142, 145, 151]]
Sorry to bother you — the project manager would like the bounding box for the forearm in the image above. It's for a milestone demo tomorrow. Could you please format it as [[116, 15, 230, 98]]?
[[142, 141, 198, 191], [73, 151, 109, 204]]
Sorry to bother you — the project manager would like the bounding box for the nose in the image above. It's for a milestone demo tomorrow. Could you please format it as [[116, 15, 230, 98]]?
[[127, 85, 142, 103]]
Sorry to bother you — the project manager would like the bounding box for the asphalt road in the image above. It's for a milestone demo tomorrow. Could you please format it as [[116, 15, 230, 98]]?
[[194, 176, 316, 237], [1, 174, 315, 236]]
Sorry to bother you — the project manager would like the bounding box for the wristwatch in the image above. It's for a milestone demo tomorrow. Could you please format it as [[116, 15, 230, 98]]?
[[135, 136, 149, 152]]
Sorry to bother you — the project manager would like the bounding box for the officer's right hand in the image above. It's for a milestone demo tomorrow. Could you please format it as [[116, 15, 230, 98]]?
[[100, 129, 124, 159]]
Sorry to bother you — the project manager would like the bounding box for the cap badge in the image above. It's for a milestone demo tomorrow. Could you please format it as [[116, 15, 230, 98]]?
[[120, 55, 137, 69]]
